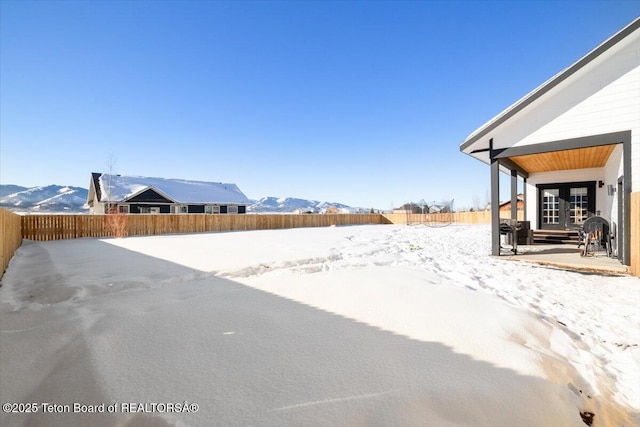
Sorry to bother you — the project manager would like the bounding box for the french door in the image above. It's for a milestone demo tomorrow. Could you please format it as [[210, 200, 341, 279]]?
[[538, 182, 595, 230]]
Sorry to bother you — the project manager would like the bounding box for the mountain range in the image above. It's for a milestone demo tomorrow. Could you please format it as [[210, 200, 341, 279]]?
[[247, 196, 359, 214], [0, 185, 363, 214], [0, 185, 90, 213]]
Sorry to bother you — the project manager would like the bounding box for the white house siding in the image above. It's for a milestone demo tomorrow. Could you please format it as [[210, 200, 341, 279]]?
[[516, 64, 639, 191], [92, 203, 106, 214], [517, 65, 638, 144], [488, 30, 639, 148], [486, 28, 639, 193]]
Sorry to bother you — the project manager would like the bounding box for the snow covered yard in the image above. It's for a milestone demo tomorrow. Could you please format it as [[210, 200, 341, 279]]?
[[1, 224, 638, 426]]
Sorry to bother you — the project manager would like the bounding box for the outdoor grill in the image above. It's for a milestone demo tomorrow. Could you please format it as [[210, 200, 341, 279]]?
[[500, 219, 523, 255]]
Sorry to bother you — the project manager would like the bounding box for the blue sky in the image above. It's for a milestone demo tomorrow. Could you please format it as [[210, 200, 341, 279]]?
[[1, 1, 639, 210]]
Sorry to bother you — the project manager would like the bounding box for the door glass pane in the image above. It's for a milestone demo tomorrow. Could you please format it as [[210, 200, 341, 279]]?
[[542, 189, 559, 224], [569, 187, 588, 225]]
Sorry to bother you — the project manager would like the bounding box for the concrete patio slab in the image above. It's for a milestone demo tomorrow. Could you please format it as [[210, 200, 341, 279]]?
[[498, 244, 629, 275]]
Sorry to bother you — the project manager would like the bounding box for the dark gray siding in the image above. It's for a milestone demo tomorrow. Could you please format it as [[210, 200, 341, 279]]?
[[127, 189, 172, 203]]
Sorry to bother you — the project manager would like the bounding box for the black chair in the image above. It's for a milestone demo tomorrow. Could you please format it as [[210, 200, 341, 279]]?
[[580, 216, 611, 257]]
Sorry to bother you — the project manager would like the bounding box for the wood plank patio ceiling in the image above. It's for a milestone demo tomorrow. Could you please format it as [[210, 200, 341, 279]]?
[[509, 144, 616, 173]]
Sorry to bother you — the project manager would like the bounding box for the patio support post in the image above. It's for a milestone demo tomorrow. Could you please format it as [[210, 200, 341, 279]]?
[[490, 139, 501, 256], [623, 133, 631, 265], [523, 178, 527, 221], [511, 169, 518, 221]]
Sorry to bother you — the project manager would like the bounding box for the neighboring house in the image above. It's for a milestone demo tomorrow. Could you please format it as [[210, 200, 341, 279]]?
[[393, 202, 452, 214], [460, 17, 639, 268], [393, 203, 425, 214], [499, 194, 525, 212], [428, 202, 453, 214], [87, 173, 250, 215]]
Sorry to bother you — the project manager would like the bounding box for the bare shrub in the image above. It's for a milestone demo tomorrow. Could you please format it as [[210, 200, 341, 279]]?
[[105, 211, 129, 238]]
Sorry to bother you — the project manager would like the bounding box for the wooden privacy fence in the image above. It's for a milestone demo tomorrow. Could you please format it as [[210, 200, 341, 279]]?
[[1, 208, 23, 279], [18, 211, 525, 241], [21, 213, 387, 241], [19, 211, 525, 241], [382, 211, 524, 225]]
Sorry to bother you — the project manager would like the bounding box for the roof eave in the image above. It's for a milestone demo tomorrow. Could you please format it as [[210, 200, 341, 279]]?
[[459, 16, 640, 154]]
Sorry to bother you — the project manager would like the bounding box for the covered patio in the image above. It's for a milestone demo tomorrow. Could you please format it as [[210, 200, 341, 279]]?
[[485, 130, 631, 268]]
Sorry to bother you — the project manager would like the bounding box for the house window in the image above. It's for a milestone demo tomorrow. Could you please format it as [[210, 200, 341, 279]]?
[[174, 205, 188, 214], [118, 205, 130, 214], [569, 187, 588, 225], [205, 205, 220, 214], [227, 205, 238, 214], [542, 189, 559, 225], [141, 207, 160, 214]]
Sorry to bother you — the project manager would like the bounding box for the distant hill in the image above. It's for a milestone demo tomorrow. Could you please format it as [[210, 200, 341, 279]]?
[[0, 185, 28, 198], [0, 185, 362, 214], [0, 185, 89, 213]]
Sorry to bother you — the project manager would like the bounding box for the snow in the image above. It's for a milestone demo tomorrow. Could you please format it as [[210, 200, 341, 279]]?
[[1, 224, 638, 426], [97, 174, 250, 204]]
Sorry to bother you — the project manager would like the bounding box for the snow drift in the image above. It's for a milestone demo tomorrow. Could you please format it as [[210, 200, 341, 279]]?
[[1, 224, 638, 426]]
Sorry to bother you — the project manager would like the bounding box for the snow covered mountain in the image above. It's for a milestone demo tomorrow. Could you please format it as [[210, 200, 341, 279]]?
[[248, 196, 360, 214], [0, 185, 89, 213], [0, 185, 361, 214], [0, 185, 28, 198]]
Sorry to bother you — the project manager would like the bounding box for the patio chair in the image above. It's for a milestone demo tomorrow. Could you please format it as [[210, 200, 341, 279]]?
[[580, 216, 611, 257]]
